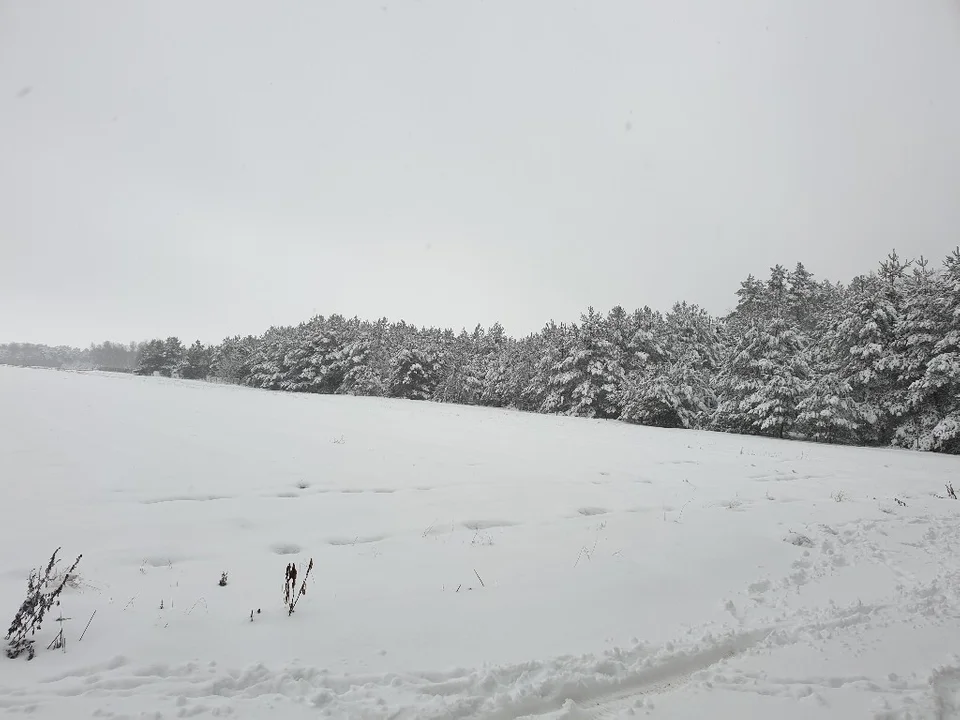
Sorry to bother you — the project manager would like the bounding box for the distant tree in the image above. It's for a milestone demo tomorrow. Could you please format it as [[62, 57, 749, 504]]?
[[161, 337, 185, 377], [135, 339, 166, 376], [14, 248, 960, 455], [247, 328, 295, 390], [180, 341, 212, 380], [210, 336, 257, 384]]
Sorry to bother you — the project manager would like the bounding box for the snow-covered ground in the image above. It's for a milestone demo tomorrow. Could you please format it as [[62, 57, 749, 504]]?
[[1, 366, 959, 719]]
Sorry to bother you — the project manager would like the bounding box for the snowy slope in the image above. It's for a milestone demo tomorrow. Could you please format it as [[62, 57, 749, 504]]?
[[1, 365, 959, 719]]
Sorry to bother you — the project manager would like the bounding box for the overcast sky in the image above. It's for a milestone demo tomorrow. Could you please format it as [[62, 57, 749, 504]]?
[[2, 0, 959, 347]]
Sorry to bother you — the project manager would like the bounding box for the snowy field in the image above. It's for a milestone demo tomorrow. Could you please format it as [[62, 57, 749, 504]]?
[[2, 366, 960, 719]]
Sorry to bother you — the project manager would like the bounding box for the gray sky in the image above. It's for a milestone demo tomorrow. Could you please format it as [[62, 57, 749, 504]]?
[[2, 0, 960, 347]]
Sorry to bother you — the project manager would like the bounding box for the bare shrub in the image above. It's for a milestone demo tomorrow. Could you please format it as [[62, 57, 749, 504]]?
[[5, 548, 82, 660]]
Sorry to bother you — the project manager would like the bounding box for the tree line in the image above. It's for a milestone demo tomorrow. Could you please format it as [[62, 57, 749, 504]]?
[[0, 341, 139, 372], [4, 249, 960, 453]]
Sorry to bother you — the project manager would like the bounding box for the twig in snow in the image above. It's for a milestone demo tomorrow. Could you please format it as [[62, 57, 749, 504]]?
[[79, 610, 96, 642], [46, 614, 71, 652], [288, 558, 314, 615], [574, 531, 602, 567], [947, 482, 957, 500], [675, 496, 694, 523], [473, 569, 485, 588]]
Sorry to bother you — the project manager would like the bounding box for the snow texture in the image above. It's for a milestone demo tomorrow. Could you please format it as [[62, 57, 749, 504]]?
[[2, 365, 960, 719]]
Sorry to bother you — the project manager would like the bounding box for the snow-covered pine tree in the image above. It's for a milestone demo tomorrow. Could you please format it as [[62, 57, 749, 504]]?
[[621, 303, 719, 429], [796, 372, 859, 444], [277, 321, 318, 393], [526, 322, 570, 413], [209, 336, 257, 384], [828, 273, 900, 444], [434, 328, 475, 405], [731, 274, 766, 325], [476, 324, 511, 407], [501, 334, 546, 412], [715, 317, 811, 438], [894, 248, 960, 453], [306, 315, 351, 393], [542, 308, 624, 419], [339, 332, 386, 397], [889, 257, 943, 448], [180, 340, 212, 380], [389, 346, 439, 400], [161, 337, 185, 377], [786, 262, 824, 331], [246, 327, 295, 390], [460, 326, 489, 405], [134, 339, 165, 376]]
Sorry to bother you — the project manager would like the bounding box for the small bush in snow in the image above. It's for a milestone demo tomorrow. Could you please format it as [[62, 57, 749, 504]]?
[[219, 572, 228, 587], [947, 482, 957, 500], [5, 548, 82, 660], [831, 490, 847, 503]]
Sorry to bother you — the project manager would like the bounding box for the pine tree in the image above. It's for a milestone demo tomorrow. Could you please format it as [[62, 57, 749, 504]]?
[[894, 249, 960, 452], [621, 303, 718, 429], [715, 318, 811, 438], [389, 346, 438, 400], [477, 324, 511, 407], [210, 336, 257, 384], [502, 335, 544, 412], [526, 322, 571, 413], [796, 372, 859, 444], [828, 274, 900, 444], [161, 337, 185, 377], [135, 339, 165, 376], [180, 341, 212, 380], [543, 309, 624, 419], [339, 333, 386, 397], [434, 329, 474, 405], [787, 262, 818, 330], [247, 328, 294, 390], [278, 316, 350, 394], [889, 257, 943, 446]]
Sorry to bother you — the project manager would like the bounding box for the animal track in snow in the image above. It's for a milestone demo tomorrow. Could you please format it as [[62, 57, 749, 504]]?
[[270, 543, 302, 555], [326, 535, 385, 546], [462, 520, 516, 530], [141, 495, 233, 504]]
